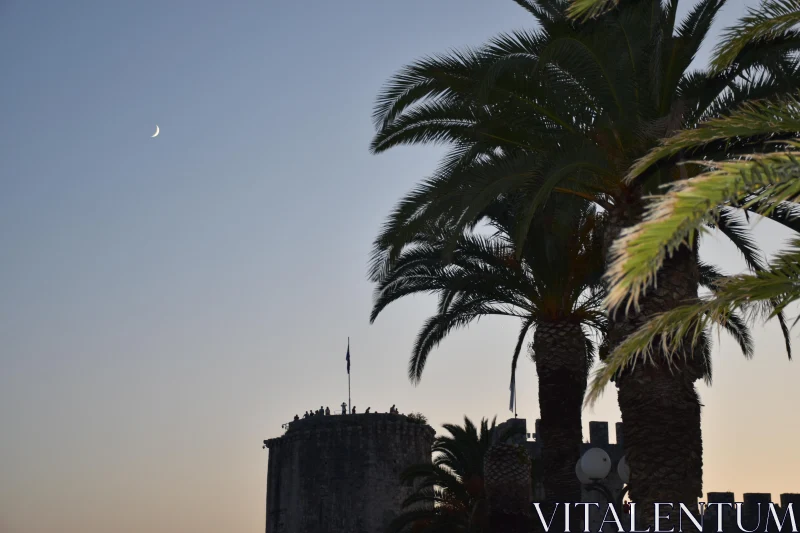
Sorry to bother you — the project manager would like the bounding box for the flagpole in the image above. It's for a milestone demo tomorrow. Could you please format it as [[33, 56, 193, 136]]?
[[347, 337, 351, 414]]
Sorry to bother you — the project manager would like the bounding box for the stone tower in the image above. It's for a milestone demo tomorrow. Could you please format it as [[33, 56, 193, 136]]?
[[263, 413, 435, 533]]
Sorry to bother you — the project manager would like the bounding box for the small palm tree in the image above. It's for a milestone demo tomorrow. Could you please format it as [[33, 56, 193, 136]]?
[[387, 416, 525, 533], [371, 195, 605, 506]]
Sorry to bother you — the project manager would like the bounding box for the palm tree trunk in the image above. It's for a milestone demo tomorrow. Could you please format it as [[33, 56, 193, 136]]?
[[532, 321, 588, 506], [484, 443, 533, 533], [606, 198, 705, 528]]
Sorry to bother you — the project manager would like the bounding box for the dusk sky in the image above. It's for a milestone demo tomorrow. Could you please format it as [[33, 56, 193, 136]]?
[[2, 1, 799, 532]]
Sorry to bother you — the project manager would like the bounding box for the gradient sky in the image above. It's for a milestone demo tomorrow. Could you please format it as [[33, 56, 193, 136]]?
[[2, 1, 799, 532]]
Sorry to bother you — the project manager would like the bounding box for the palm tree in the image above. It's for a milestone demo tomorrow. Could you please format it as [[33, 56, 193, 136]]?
[[370, 194, 752, 510], [578, 0, 800, 396], [371, 196, 606, 506], [387, 416, 525, 533], [369, 0, 798, 517], [592, 104, 800, 391]]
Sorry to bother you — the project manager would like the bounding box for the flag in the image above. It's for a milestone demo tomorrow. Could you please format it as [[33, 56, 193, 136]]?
[[509, 371, 516, 413], [346, 338, 350, 374]]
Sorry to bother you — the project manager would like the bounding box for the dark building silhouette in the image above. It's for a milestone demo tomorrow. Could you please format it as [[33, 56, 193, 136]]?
[[263, 412, 434, 533], [264, 415, 799, 532]]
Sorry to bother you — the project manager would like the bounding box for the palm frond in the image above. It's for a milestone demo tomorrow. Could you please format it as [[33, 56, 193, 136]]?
[[567, 0, 618, 21], [409, 300, 523, 384], [373, 48, 487, 131], [715, 208, 768, 272], [740, 198, 800, 233], [711, 0, 800, 73], [588, 239, 800, 405], [626, 94, 800, 181], [606, 142, 800, 313], [698, 261, 727, 290], [510, 317, 536, 399]]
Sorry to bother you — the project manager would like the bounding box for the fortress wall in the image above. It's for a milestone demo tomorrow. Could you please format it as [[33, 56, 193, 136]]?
[[265, 413, 434, 533]]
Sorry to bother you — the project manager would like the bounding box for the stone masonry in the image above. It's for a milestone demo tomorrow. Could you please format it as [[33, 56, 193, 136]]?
[[263, 413, 435, 533]]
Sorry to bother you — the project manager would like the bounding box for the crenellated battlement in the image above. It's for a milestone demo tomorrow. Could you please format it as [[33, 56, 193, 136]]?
[[494, 418, 626, 502], [706, 492, 800, 507]]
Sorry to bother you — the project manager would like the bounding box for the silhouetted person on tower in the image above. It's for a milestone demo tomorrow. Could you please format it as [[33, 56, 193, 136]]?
[[351, 406, 357, 414], [341, 402, 347, 415], [365, 407, 371, 413], [325, 406, 330, 416], [390, 404, 396, 414], [294, 414, 299, 421]]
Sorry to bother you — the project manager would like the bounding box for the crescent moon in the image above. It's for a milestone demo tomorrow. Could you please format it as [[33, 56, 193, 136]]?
[[151, 125, 160, 138]]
